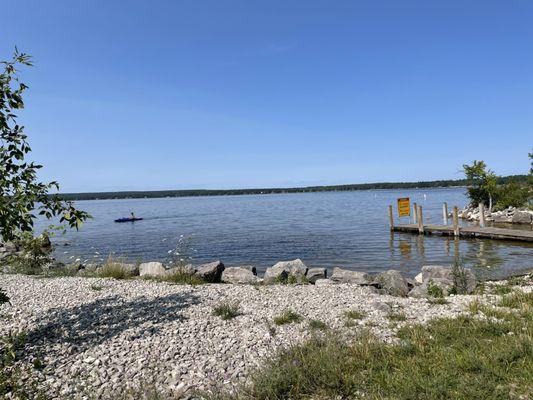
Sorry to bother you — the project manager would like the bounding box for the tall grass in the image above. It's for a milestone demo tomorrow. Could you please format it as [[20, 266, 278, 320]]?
[[96, 257, 134, 280]]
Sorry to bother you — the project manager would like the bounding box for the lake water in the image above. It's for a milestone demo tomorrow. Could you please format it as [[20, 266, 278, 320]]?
[[38, 188, 533, 279]]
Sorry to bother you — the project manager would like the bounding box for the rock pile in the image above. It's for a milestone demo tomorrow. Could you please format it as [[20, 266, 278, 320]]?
[[459, 206, 533, 225], [66, 257, 479, 300]]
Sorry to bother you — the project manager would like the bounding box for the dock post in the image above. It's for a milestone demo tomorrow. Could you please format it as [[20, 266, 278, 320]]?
[[388, 205, 394, 231], [442, 202, 448, 225], [413, 202, 418, 224], [479, 203, 485, 228], [453, 206, 459, 236], [417, 205, 424, 234]]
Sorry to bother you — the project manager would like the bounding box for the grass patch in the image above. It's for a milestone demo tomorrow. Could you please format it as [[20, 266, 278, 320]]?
[[308, 320, 328, 331], [273, 310, 302, 326], [212, 302, 241, 320], [157, 269, 205, 285], [344, 310, 365, 320], [387, 311, 407, 322], [498, 290, 533, 309], [214, 291, 533, 400], [96, 258, 134, 280], [491, 284, 514, 296]]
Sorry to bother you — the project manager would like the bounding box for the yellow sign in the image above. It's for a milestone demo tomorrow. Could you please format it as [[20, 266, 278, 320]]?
[[397, 197, 411, 217]]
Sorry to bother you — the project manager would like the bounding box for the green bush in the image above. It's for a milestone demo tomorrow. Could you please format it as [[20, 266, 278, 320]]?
[[494, 182, 529, 210]]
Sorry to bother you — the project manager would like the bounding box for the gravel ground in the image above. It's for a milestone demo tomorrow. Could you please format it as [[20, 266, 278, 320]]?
[[0, 274, 480, 399]]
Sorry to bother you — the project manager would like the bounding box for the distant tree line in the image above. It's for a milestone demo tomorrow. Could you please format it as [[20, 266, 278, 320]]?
[[56, 175, 529, 201]]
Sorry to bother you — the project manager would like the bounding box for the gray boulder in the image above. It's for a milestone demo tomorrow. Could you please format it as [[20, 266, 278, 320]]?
[[165, 264, 196, 276], [139, 262, 166, 277], [373, 270, 410, 297], [306, 267, 327, 283], [408, 278, 454, 298], [221, 266, 258, 284], [195, 260, 225, 282], [264, 259, 308, 284], [330, 267, 371, 284], [420, 265, 476, 294], [512, 210, 533, 224]]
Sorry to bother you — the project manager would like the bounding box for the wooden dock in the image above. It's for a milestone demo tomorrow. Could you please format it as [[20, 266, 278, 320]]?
[[392, 224, 533, 242], [388, 202, 533, 243]]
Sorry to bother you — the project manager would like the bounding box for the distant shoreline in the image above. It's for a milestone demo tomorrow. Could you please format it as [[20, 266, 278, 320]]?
[[56, 175, 527, 201]]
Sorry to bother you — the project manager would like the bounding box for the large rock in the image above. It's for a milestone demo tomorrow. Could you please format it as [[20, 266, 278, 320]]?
[[306, 267, 327, 283], [221, 266, 257, 284], [195, 260, 225, 282], [408, 278, 454, 298], [373, 270, 409, 297], [330, 267, 371, 284], [165, 264, 196, 276], [139, 262, 166, 277], [417, 265, 477, 294], [264, 259, 308, 284], [512, 210, 533, 224]]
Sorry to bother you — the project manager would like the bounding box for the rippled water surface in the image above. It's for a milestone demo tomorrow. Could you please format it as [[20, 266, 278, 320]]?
[[38, 188, 533, 279]]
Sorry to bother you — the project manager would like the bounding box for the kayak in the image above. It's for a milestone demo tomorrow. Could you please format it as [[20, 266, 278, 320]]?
[[114, 217, 143, 223]]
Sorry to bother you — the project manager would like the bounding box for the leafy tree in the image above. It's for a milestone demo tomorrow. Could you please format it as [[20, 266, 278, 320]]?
[[1, 49, 89, 243], [463, 160, 498, 211]]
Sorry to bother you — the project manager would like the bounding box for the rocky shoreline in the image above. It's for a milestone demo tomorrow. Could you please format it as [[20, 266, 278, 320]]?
[[459, 206, 533, 225], [1, 259, 531, 399]]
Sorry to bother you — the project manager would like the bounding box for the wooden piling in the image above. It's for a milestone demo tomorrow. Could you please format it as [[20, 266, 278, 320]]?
[[388, 205, 394, 230], [453, 206, 459, 236], [413, 202, 418, 224], [442, 202, 448, 225], [479, 203, 485, 228], [417, 205, 424, 234]]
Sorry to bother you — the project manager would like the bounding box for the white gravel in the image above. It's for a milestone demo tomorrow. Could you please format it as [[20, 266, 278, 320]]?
[[0, 274, 478, 399]]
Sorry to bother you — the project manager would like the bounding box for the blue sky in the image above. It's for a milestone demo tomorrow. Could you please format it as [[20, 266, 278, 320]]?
[[2, 1, 532, 192]]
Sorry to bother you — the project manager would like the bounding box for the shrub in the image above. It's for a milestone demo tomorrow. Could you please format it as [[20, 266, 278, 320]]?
[[6, 232, 53, 275], [426, 280, 445, 298], [494, 182, 529, 210], [212, 302, 241, 320], [273, 310, 302, 325]]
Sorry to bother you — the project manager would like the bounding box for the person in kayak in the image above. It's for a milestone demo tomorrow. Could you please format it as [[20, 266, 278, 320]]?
[[130, 212, 135, 219]]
